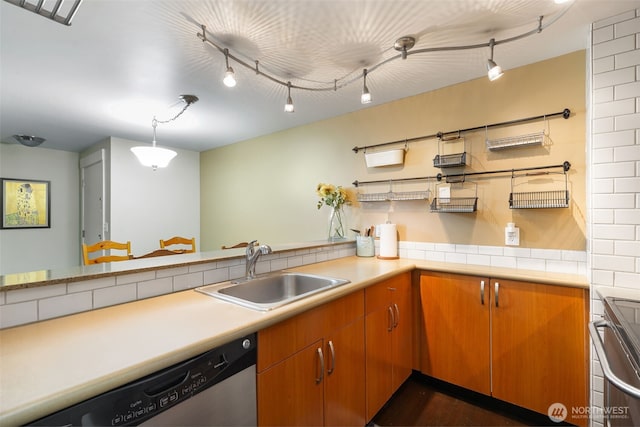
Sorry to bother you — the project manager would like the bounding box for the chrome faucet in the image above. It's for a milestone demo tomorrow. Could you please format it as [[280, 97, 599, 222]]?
[[245, 240, 272, 279]]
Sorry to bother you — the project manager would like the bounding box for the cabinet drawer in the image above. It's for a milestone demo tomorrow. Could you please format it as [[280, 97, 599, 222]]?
[[258, 290, 364, 372], [365, 272, 411, 314]]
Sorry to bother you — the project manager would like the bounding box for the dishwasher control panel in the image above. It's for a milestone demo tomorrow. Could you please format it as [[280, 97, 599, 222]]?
[[29, 334, 256, 426]]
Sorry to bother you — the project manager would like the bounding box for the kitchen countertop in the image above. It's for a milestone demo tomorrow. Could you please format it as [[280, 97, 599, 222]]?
[[0, 256, 588, 426], [0, 240, 350, 290]]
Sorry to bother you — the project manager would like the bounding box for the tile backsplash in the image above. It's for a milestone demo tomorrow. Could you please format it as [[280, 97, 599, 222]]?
[[0, 240, 585, 329]]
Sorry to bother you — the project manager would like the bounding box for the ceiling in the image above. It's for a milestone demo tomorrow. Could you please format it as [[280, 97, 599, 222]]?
[[1, 0, 639, 154]]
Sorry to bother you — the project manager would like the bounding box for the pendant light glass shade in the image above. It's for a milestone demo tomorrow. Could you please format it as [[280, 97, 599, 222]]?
[[223, 67, 237, 87], [361, 87, 371, 104], [487, 59, 503, 81], [131, 145, 177, 170]]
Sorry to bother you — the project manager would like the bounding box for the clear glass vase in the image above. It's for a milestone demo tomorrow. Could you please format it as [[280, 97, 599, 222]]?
[[328, 206, 346, 241]]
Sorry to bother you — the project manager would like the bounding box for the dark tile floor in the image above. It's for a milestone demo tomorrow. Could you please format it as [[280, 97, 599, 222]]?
[[371, 373, 568, 427]]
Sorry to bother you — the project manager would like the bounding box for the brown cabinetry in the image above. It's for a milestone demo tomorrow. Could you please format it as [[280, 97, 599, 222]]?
[[420, 272, 491, 395], [257, 290, 365, 426], [419, 271, 588, 426], [365, 272, 413, 421]]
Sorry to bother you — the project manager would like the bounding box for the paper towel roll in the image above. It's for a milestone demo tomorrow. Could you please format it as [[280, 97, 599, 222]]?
[[378, 223, 398, 259]]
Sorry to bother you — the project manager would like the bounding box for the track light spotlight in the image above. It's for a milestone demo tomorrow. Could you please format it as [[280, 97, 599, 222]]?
[[284, 81, 294, 113], [487, 38, 503, 81], [361, 69, 372, 104], [223, 48, 237, 87]]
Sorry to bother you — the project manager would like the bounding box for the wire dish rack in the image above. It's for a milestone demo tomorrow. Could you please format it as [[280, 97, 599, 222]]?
[[433, 133, 466, 168], [358, 190, 430, 202], [509, 168, 570, 209], [486, 130, 545, 151], [430, 178, 478, 213], [509, 190, 569, 209]]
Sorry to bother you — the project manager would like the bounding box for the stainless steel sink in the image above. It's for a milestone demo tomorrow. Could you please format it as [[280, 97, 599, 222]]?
[[196, 272, 350, 311]]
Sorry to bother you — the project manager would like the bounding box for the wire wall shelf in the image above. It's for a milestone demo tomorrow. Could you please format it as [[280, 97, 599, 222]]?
[[433, 134, 466, 168], [358, 190, 430, 202], [430, 179, 478, 213], [486, 130, 545, 151], [433, 152, 467, 168], [509, 166, 570, 209], [509, 190, 569, 209], [430, 197, 478, 213]]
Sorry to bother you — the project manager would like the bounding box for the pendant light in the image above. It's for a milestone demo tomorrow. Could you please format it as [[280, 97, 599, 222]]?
[[130, 117, 178, 170], [487, 38, 503, 81], [361, 69, 372, 104], [130, 95, 198, 170], [284, 82, 294, 113], [222, 48, 237, 88]]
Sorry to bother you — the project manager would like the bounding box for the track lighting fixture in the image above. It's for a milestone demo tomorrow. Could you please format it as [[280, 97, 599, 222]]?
[[131, 95, 199, 170], [284, 82, 294, 113], [487, 38, 504, 81], [361, 69, 372, 104], [223, 48, 237, 88], [196, 9, 560, 110], [394, 36, 416, 60]]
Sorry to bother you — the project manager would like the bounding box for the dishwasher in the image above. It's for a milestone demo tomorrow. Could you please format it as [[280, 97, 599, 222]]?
[[29, 334, 257, 426]]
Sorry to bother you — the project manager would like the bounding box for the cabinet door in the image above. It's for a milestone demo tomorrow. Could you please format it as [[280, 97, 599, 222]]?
[[324, 317, 366, 427], [257, 340, 325, 426], [419, 272, 491, 395], [391, 273, 413, 391], [365, 304, 393, 421], [490, 279, 588, 424]]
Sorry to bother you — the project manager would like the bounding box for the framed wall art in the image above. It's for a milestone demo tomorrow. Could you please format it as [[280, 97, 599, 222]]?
[[1, 178, 51, 229]]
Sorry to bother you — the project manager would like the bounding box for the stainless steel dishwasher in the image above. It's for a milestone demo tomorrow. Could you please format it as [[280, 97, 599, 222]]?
[[29, 334, 257, 426]]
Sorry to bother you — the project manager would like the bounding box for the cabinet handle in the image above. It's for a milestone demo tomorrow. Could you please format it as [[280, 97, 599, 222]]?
[[393, 303, 400, 328], [589, 320, 640, 398], [387, 306, 394, 332], [480, 280, 485, 305], [327, 340, 335, 375], [494, 282, 499, 308], [316, 347, 324, 384]]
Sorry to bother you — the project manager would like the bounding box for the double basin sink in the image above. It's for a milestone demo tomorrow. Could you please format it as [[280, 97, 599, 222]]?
[[196, 272, 350, 311]]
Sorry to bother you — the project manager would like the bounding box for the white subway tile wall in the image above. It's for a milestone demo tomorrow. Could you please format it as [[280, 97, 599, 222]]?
[[0, 243, 356, 329], [397, 241, 587, 275], [590, 9, 640, 427]]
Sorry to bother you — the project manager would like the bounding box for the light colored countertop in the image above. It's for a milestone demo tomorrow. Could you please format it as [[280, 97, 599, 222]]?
[[0, 256, 587, 426], [0, 240, 348, 290]]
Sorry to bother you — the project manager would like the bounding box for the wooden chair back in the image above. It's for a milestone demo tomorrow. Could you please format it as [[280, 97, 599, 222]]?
[[221, 241, 256, 249], [159, 236, 196, 253], [82, 240, 132, 265]]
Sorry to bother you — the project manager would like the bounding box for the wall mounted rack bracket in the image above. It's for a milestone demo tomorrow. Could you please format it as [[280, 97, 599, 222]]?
[[352, 108, 570, 154]]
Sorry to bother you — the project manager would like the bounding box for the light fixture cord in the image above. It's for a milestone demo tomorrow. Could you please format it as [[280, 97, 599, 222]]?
[[152, 117, 158, 147], [155, 100, 194, 124]]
